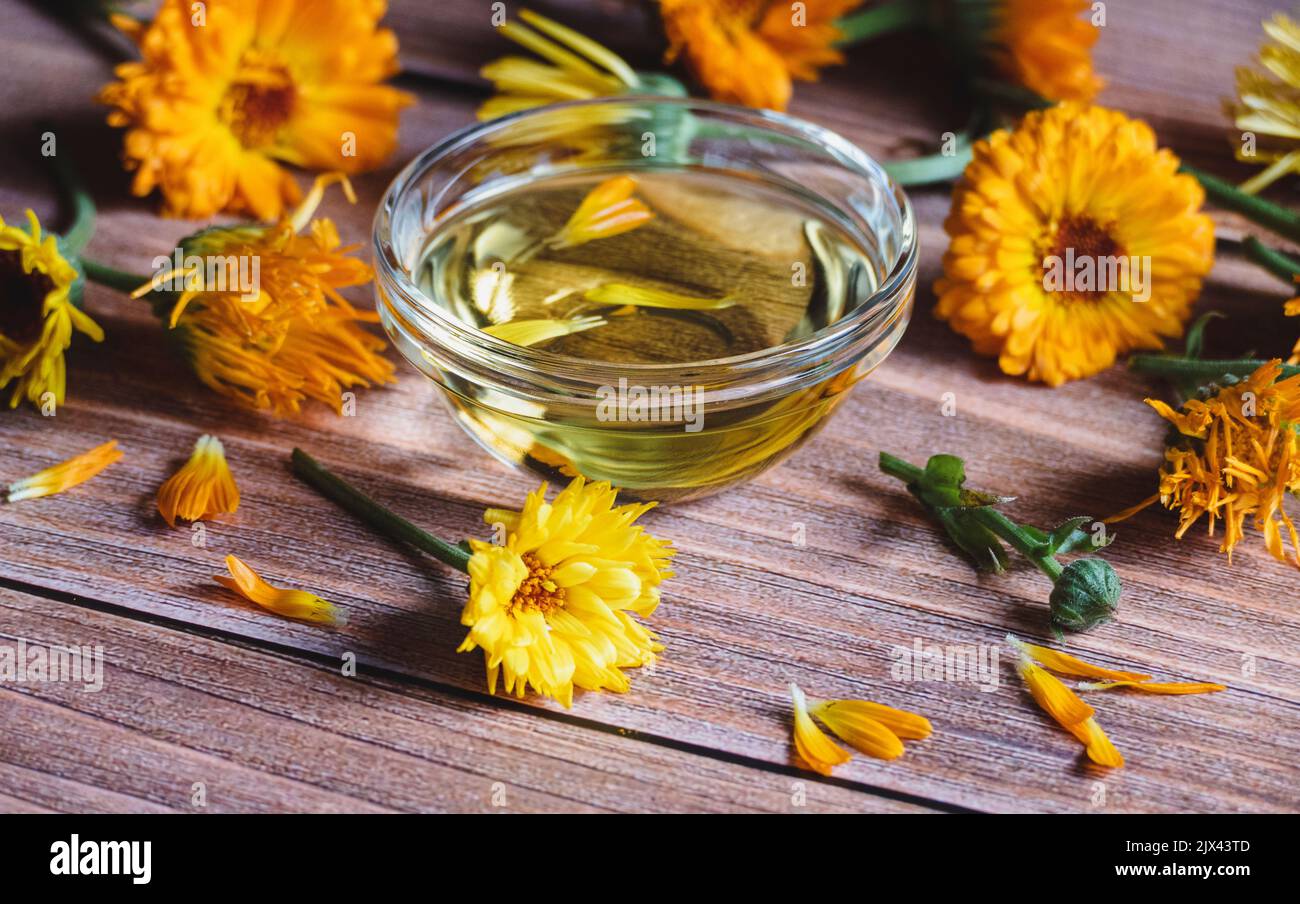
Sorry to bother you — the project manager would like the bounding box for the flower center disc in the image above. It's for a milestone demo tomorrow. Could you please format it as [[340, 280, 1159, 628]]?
[[220, 55, 296, 149], [1045, 216, 1126, 302], [509, 553, 567, 614], [0, 249, 52, 343]]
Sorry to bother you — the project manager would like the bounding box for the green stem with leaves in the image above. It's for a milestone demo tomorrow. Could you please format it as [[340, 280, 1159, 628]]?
[[1243, 236, 1300, 286], [834, 1, 929, 44], [1182, 163, 1300, 246], [290, 448, 472, 573]]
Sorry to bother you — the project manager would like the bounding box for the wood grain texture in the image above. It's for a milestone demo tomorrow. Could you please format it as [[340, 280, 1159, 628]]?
[[0, 0, 1297, 813]]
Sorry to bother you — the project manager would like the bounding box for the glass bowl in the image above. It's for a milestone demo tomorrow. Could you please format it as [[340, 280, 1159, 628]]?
[[373, 97, 916, 503]]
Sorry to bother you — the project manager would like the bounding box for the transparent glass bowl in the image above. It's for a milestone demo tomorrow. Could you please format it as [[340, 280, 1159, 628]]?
[[373, 97, 916, 503]]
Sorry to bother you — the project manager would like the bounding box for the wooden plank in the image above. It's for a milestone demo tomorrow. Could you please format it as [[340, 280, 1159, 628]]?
[[0, 587, 927, 812], [0, 0, 1296, 813]]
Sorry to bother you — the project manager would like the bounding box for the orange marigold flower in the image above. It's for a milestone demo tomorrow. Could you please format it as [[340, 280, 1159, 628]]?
[[156, 435, 240, 527], [137, 176, 395, 416], [935, 103, 1215, 385], [1112, 361, 1300, 566], [987, 0, 1103, 102], [659, 0, 865, 111], [98, 0, 413, 220], [7, 441, 122, 503], [215, 554, 346, 626]]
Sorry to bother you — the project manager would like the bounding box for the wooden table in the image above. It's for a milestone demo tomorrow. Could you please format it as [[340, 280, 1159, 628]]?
[[1, 0, 1295, 813]]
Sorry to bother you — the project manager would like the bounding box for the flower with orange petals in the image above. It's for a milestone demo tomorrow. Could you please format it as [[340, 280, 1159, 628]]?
[[659, 0, 865, 111], [98, 0, 413, 220]]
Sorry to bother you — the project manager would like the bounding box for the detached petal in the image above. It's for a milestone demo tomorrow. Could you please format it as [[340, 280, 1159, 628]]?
[[7, 441, 122, 502], [813, 699, 932, 741], [156, 434, 240, 526], [790, 683, 851, 775], [1006, 634, 1153, 682], [1067, 717, 1125, 768], [812, 704, 905, 760], [1078, 679, 1227, 695], [1015, 655, 1095, 727], [215, 555, 346, 627]]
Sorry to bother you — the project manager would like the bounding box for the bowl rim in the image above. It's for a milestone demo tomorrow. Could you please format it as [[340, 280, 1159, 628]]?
[[372, 95, 917, 391]]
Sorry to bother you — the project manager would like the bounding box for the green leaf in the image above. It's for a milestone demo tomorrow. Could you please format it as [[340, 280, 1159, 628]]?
[[1183, 311, 1225, 361]]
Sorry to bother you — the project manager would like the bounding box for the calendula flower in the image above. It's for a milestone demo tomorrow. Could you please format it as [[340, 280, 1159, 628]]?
[[1228, 13, 1300, 194], [458, 476, 673, 707], [133, 176, 394, 416], [659, 0, 864, 111], [789, 683, 931, 774], [156, 434, 240, 527], [1078, 680, 1227, 695], [935, 103, 1215, 385], [1011, 646, 1123, 767], [98, 0, 413, 220], [962, 0, 1103, 102], [551, 176, 654, 249], [479, 8, 642, 120], [7, 440, 122, 503], [215, 554, 346, 626], [1112, 360, 1300, 566], [0, 211, 103, 410], [584, 284, 737, 311], [482, 316, 605, 347]]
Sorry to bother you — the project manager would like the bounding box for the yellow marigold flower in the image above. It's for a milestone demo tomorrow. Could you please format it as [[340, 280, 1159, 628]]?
[[1113, 361, 1300, 566], [659, 0, 864, 111], [1227, 13, 1300, 194], [789, 683, 852, 775], [1005, 634, 1152, 682], [215, 554, 346, 626], [1012, 649, 1122, 767], [1078, 680, 1227, 695], [140, 176, 395, 416], [7, 440, 122, 503], [0, 210, 103, 410], [458, 476, 674, 707], [551, 176, 654, 249], [156, 434, 240, 527], [935, 103, 1215, 386], [482, 316, 605, 347], [479, 8, 641, 120], [790, 684, 931, 774], [98, 0, 413, 220], [984, 0, 1103, 102]]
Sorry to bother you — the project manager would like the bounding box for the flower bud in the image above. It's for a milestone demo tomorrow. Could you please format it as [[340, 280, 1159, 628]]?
[[1049, 558, 1120, 632]]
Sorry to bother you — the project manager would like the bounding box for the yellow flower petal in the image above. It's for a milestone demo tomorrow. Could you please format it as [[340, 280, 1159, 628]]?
[[1078, 680, 1227, 695], [790, 683, 851, 775], [482, 316, 605, 347], [1006, 634, 1153, 682], [156, 434, 241, 527], [7, 441, 122, 502], [584, 283, 737, 311], [1067, 716, 1125, 768], [811, 701, 906, 760], [1014, 654, 1095, 727], [551, 176, 654, 248], [215, 554, 345, 627], [812, 698, 932, 741]]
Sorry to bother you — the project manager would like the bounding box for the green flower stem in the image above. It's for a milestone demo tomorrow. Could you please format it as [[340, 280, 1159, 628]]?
[[835, 1, 929, 45], [879, 452, 1062, 580], [1182, 163, 1300, 245], [1129, 354, 1300, 382], [1243, 236, 1300, 286], [45, 147, 96, 258], [884, 144, 974, 187], [975, 508, 1063, 581], [290, 448, 472, 573], [80, 259, 149, 294]]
